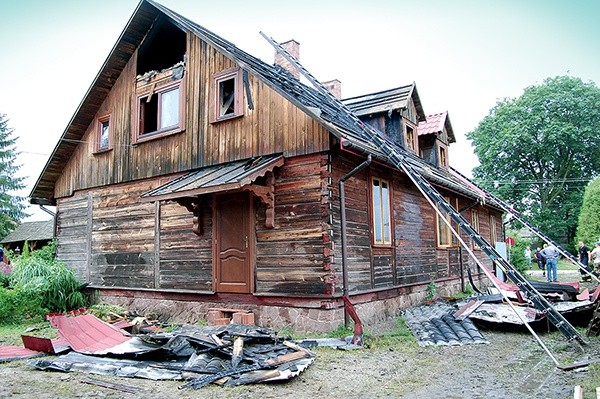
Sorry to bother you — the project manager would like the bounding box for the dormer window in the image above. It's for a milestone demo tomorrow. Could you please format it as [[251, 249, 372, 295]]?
[[439, 146, 447, 167], [405, 123, 417, 152], [210, 67, 244, 122]]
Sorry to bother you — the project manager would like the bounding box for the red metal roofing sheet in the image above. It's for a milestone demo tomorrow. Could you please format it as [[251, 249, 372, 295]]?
[[0, 345, 44, 362], [48, 313, 131, 354]]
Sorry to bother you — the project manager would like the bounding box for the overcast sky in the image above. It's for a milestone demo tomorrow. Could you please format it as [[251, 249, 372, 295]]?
[[1, 0, 599, 222]]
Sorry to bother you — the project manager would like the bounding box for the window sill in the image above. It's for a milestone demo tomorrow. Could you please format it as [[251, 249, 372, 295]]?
[[134, 126, 184, 144], [209, 113, 244, 124], [93, 147, 113, 155]]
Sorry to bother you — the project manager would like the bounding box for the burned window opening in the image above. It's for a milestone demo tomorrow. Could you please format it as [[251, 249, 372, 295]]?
[[219, 78, 236, 117], [137, 17, 186, 75]]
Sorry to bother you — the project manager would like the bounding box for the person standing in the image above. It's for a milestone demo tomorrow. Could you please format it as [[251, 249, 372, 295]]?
[[541, 243, 560, 282], [524, 247, 532, 269], [578, 241, 591, 280], [535, 246, 546, 276]]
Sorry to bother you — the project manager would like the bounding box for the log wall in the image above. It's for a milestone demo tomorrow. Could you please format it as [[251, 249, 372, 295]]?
[[254, 153, 332, 295], [330, 152, 500, 294]]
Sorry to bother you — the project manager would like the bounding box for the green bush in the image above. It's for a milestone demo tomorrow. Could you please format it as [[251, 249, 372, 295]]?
[[10, 240, 87, 313], [0, 287, 45, 324]]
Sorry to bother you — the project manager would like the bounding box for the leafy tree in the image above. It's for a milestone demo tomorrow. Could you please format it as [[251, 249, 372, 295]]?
[[467, 76, 600, 248], [0, 114, 27, 239], [575, 177, 600, 246]]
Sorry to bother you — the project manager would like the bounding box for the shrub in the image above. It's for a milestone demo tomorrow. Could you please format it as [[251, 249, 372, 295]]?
[[0, 287, 45, 324], [10, 241, 87, 313]]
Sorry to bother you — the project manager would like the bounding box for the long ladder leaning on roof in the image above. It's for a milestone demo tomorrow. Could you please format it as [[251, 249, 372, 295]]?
[[260, 32, 586, 346], [450, 167, 600, 283]]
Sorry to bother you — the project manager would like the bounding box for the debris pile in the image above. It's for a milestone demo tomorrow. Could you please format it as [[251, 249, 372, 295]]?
[[1, 311, 314, 389]]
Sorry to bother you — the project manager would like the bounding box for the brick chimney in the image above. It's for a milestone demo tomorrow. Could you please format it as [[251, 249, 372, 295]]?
[[323, 79, 342, 99], [274, 39, 300, 79]]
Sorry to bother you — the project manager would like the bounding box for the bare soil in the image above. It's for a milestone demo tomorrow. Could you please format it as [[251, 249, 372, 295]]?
[[1, 326, 599, 399]]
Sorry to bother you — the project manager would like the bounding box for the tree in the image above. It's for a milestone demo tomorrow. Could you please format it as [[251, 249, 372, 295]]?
[[467, 76, 600, 248], [0, 114, 27, 239], [575, 177, 600, 246]]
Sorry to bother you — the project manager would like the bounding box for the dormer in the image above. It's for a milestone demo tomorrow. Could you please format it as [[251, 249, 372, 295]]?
[[417, 111, 456, 169], [342, 83, 426, 154]]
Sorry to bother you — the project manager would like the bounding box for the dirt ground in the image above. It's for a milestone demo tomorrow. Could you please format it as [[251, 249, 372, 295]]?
[[1, 269, 598, 399], [0, 326, 598, 399]]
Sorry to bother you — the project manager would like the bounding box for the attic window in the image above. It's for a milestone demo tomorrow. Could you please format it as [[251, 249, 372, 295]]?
[[94, 113, 111, 153], [134, 64, 186, 143], [210, 67, 244, 123]]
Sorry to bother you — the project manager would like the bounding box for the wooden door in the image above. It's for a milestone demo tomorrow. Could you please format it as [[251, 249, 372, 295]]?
[[214, 192, 253, 293]]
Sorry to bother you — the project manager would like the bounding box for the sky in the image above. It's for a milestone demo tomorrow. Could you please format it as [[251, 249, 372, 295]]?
[[1, 0, 599, 222]]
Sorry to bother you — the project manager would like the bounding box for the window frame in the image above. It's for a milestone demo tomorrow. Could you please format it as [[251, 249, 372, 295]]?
[[471, 209, 479, 249], [436, 197, 460, 248], [94, 113, 112, 153], [439, 145, 448, 167], [370, 176, 392, 246], [404, 122, 417, 152], [134, 73, 186, 144], [210, 67, 244, 123]]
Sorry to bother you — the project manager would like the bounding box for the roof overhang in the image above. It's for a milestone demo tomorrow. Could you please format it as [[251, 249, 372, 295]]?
[[140, 154, 284, 202]]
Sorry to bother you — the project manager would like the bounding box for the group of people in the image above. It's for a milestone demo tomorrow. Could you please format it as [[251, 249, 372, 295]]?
[[525, 241, 600, 282]]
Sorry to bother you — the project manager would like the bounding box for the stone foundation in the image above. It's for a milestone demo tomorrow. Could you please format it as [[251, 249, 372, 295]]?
[[95, 273, 488, 333]]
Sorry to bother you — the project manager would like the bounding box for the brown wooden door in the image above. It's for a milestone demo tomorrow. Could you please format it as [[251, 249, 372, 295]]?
[[214, 192, 253, 293]]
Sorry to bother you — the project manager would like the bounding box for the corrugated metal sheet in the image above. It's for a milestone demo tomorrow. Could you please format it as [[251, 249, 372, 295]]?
[[48, 313, 131, 354], [141, 154, 283, 201], [0, 345, 44, 362]]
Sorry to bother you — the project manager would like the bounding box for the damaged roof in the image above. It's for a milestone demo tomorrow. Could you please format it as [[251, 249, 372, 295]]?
[[342, 84, 426, 122], [30, 0, 498, 208]]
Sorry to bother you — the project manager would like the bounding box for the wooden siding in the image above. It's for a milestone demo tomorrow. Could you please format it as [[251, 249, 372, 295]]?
[[54, 32, 329, 200], [254, 154, 332, 295], [90, 180, 157, 288], [56, 193, 91, 281]]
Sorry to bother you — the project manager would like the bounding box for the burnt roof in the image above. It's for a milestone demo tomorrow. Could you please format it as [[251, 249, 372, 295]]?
[[343, 84, 426, 122], [31, 0, 497, 208]]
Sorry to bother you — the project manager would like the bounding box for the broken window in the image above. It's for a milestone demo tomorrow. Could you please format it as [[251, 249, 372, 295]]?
[[134, 17, 186, 142], [371, 177, 391, 245], [138, 84, 181, 134], [94, 114, 111, 153], [211, 67, 244, 122], [437, 197, 459, 247]]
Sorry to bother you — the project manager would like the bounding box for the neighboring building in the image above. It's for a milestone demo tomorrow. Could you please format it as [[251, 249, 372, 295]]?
[[1, 219, 55, 253], [29, 0, 502, 331]]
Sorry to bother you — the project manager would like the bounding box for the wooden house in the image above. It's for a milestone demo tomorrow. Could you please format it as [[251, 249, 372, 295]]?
[[30, 0, 502, 331]]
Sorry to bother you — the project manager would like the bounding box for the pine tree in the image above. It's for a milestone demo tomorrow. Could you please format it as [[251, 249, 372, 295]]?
[[0, 114, 27, 239]]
